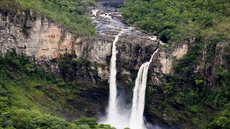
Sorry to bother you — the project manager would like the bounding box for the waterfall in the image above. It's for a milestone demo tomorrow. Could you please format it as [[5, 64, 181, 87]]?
[[107, 31, 122, 121], [129, 49, 159, 129], [92, 2, 162, 129], [102, 30, 130, 129]]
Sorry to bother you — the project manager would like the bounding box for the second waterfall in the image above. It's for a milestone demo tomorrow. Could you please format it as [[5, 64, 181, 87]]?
[[129, 49, 159, 129]]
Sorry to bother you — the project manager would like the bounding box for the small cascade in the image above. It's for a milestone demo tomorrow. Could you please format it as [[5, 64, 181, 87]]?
[[92, 9, 99, 17], [129, 49, 159, 129]]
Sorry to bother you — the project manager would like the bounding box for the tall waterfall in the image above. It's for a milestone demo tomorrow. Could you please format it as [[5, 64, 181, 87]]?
[[129, 49, 159, 129], [107, 31, 122, 121], [103, 30, 130, 129]]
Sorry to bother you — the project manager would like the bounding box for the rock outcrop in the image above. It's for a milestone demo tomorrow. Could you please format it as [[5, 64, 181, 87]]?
[[0, 8, 161, 81], [0, 10, 78, 60]]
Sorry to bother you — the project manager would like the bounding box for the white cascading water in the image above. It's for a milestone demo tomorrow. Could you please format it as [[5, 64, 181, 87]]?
[[91, 3, 161, 129], [129, 49, 159, 129], [107, 31, 122, 121], [103, 30, 130, 129]]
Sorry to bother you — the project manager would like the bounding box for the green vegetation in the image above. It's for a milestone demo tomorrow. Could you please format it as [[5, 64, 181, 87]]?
[[155, 37, 229, 128], [0, 0, 229, 128], [207, 104, 230, 129], [0, 51, 112, 129], [161, 44, 230, 128], [58, 55, 86, 82], [146, 60, 230, 128], [0, 0, 96, 36], [123, 0, 230, 128], [122, 0, 229, 43]]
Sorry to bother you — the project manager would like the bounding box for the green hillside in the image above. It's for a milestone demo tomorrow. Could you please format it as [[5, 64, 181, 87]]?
[[0, 0, 96, 36], [0, 51, 113, 129], [122, 0, 230, 128], [122, 0, 229, 43]]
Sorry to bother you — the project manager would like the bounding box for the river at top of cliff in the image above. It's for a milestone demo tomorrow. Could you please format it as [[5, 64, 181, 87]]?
[[90, 0, 157, 41]]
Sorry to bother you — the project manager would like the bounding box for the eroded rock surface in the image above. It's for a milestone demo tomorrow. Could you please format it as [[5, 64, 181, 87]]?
[[0, 2, 191, 129]]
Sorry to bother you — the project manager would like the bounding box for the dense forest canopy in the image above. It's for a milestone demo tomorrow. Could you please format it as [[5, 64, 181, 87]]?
[[122, 0, 229, 43]]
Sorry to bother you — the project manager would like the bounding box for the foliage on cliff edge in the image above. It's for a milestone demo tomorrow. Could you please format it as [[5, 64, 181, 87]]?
[[0, 0, 96, 36]]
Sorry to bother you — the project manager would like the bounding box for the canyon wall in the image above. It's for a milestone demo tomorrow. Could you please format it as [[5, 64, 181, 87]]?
[[0, 9, 189, 125], [0, 9, 162, 83]]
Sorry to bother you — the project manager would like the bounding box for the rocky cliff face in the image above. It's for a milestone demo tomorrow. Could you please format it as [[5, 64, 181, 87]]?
[[0, 7, 187, 126], [0, 10, 73, 60], [0, 8, 162, 81], [3, 5, 228, 129]]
